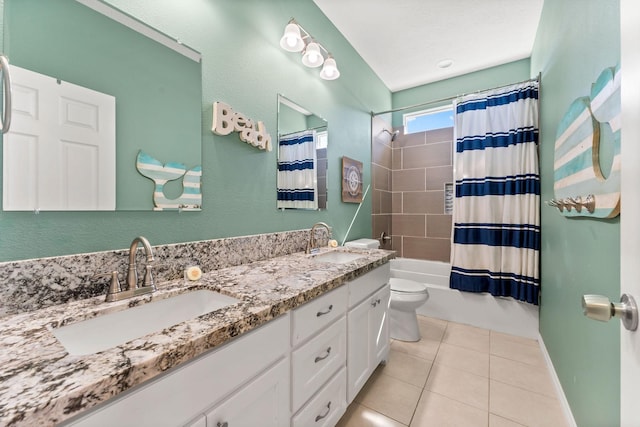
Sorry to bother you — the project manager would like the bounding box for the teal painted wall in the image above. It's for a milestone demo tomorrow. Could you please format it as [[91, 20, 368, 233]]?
[[391, 59, 531, 127], [0, 0, 390, 261], [531, 1, 620, 426]]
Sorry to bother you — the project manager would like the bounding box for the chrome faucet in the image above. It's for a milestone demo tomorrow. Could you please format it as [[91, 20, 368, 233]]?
[[306, 222, 332, 254], [127, 236, 156, 292], [97, 236, 157, 302]]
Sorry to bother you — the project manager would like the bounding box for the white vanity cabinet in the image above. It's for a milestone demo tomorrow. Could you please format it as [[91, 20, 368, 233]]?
[[62, 261, 392, 427], [346, 264, 391, 403], [290, 285, 348, 425], [66, 314, 291, 427]]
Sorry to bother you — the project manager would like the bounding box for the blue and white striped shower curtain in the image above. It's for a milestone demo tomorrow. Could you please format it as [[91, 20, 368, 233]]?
[[277, 130, 318, 210], [450, 81, 540, 304]]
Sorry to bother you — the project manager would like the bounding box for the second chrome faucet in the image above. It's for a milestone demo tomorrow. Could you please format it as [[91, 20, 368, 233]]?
[[306, 222, 332, 254]]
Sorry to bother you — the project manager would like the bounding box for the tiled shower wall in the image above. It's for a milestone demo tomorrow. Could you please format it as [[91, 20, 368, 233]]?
[[372, 117, 453, 262], [371, 117, 394, 251]]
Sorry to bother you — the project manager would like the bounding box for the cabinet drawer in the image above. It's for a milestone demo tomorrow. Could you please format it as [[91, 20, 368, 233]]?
[[291, 316, 346, 411], [292, 367, 347, 427], [348, 263, 390, 308], [292, 285, 347, 346]]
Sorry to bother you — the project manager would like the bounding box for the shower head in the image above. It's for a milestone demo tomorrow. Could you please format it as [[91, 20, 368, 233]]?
[[382, 129, 400, 142]]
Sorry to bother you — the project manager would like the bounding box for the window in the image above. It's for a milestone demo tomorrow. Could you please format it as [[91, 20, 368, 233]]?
[[316, 130, 328, 149], [403, 104, 454, 135]]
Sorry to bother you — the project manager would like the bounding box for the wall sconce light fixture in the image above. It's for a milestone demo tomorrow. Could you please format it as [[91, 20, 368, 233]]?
[[279, 18, 340, 80]]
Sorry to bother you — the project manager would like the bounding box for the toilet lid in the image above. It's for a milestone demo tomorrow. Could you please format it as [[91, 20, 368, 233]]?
[[390, 278, 428, 293]]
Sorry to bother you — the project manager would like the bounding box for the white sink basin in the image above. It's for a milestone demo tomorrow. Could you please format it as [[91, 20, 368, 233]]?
[[52, 290, 240, 356], [310, 251, 364, 264]]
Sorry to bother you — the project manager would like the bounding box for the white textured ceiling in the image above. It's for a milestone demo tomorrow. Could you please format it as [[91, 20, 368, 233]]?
[[313, 0, 544, 92]]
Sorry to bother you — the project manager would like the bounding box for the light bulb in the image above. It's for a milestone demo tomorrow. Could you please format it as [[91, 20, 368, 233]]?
[[286, 35, 297, 48], [302, 42, 324, 68], [320, 57, 340, 80], [279, 23, 304, 52]]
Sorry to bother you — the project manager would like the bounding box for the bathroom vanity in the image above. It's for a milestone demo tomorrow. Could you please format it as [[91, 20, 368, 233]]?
[[0, 244, 393, 426]]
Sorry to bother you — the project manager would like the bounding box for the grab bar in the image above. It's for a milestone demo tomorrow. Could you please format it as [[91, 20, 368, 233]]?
[[0, 54, 12, 134]]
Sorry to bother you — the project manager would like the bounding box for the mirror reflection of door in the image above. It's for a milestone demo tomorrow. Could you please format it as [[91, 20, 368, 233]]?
[[2, 0, 202, 211], [3, 65, 116, 211], [277, 94, 328, 210]]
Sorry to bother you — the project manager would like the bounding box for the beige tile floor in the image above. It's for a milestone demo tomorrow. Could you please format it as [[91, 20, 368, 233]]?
[[336, 316, 569, 427]]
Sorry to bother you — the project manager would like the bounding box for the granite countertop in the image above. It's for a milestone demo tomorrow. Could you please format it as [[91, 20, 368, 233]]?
[[0, 247, 394, 426]]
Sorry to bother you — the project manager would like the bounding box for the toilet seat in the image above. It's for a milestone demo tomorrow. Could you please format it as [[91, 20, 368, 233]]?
[[390, 278, 428, 294]]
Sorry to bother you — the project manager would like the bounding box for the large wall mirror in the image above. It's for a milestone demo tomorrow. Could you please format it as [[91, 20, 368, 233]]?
[[277, 94, 328, 210], [1, 0, 202, 211]]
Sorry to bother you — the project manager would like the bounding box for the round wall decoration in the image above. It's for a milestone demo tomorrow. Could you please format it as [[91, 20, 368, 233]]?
[[342, 156, 363, 203]]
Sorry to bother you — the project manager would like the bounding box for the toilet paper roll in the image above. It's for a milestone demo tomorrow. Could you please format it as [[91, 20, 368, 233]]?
[[328, 239, 338, 248], [185, 266, 202, 281]]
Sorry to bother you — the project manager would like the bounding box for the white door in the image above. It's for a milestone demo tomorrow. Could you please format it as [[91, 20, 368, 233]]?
[[3, 65, 116, 211], [620, 0, 640, 424]]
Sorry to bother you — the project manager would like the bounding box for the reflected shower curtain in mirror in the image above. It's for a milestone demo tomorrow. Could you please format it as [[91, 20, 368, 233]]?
[[277, 130, 318, 209], [450, 81, 540, 304]]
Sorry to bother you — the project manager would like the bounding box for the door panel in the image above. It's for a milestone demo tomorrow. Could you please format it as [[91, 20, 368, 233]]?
[[620, 0, 640, 424], [205, 358, 290, 427], [3, 65, 115, 211], [347, 298, 371, 403]]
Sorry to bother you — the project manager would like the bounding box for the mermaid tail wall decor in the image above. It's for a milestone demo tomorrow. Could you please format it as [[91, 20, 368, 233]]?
[[136, 151, 202, 210]]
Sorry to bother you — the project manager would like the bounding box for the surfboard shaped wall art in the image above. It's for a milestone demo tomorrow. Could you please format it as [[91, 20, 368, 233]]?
[[551, 64, 620, 218]]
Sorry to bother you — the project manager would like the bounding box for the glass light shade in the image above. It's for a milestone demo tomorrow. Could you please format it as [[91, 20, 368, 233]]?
[[279, 23, 304, 52], [302, 42, 324, 68], [319, 57, 340, 80]]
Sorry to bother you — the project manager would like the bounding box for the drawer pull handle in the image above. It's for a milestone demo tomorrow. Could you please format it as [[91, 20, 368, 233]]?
[[314, 346, 332, 363], [316, 305, 333, 317], [371, 298, 381, 307], [315, 401, 331, 422], [217, 423, 228, 427]]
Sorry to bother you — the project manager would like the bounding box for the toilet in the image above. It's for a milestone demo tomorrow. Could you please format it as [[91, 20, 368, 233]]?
[[388, 277, 429, 341], [344, 239, 429, 342]]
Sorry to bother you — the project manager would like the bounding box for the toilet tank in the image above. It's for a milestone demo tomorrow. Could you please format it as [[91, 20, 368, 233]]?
[[344, 238, 380, 249]]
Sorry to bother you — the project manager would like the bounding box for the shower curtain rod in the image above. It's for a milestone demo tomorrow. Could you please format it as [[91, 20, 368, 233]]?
[[278, 125, 327, 138], [370, 74, 540, 117]]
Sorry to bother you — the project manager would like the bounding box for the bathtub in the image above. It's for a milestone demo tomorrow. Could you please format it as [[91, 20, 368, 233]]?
[[390, 258, 539, 339]]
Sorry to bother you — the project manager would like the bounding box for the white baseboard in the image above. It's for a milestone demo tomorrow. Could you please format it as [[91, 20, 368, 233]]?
[[538, 333, 577, 427]]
